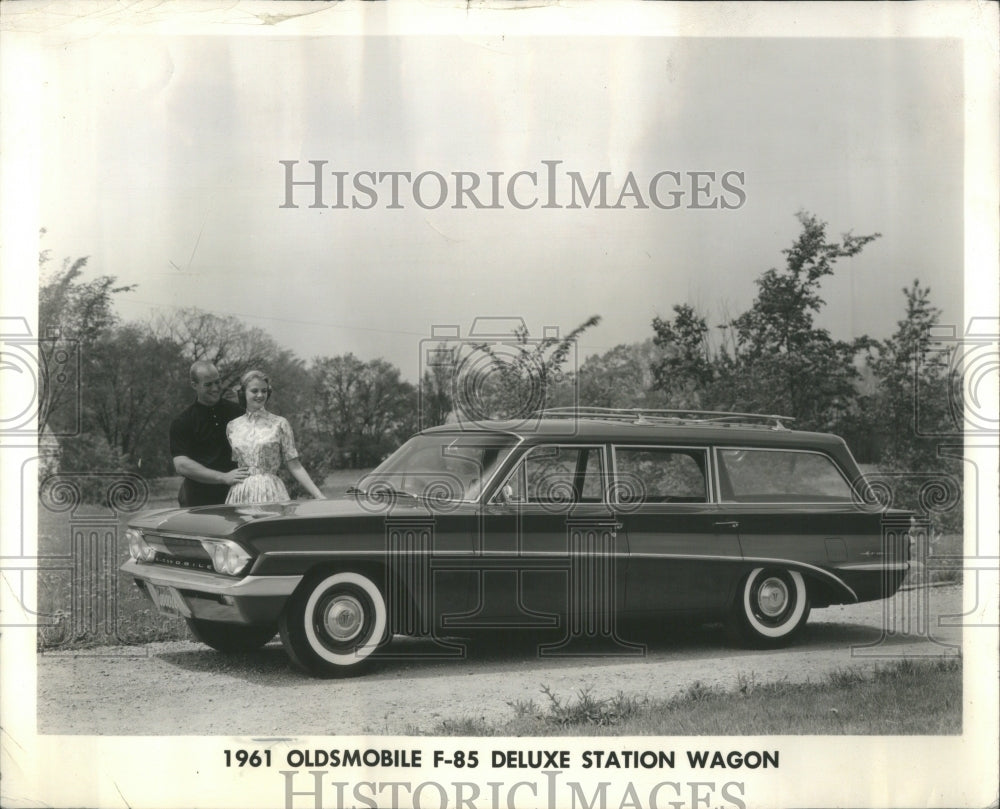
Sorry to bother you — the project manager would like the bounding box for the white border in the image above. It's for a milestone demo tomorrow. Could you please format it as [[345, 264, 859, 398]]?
[[1, 2, 997, 808]]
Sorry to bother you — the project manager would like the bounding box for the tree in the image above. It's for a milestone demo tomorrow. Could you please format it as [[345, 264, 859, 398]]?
[[650, 304, 715, 407], [722, 212, 879, 428], [577, 340, 669, 409], [456, 316, 602, 421], [38, 248, 135, 435], [862, 281, 962, 533], [419, 344, 458, 429], [83, 324, 189, 473], [306, 354, 417, 468], [865, 280, 955, 465], [151, 308, 287, 392], [650, 212, 879, 429]]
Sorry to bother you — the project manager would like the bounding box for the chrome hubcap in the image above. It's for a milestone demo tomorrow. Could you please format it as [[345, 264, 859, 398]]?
[[757, 578, 790, 617], [324, 595, 365, 642]]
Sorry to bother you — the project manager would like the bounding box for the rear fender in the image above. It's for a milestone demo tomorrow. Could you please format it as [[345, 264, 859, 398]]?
[[730, 559, 857, 609]]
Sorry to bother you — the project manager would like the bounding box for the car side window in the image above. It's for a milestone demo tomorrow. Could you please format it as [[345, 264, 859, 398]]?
[[718, 448, 853, 502], [614, 447, 708, 503], [504, 446, 605, 504]]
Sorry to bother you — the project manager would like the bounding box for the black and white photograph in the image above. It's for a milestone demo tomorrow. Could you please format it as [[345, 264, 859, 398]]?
[[1, 2, 997, 808]]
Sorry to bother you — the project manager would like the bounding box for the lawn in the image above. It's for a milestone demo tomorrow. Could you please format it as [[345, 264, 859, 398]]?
[[427, 657, 962, 736]]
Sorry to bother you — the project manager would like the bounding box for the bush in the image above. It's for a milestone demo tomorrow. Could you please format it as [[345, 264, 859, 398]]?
[[278, 416, 336, 499], [43, 433, 136, 506], [872, 459, 964, 536]]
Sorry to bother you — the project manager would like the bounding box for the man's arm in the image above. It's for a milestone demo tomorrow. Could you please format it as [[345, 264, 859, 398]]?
[[173, 456, 249, 487]]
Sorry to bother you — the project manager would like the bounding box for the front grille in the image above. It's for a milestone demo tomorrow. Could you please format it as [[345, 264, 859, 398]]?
[[152, 552, 214, 572], [145, 534, 215, 572]]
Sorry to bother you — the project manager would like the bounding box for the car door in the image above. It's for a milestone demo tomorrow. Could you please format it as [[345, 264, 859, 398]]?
[[713, 446, 882, 582], [613, 445, 743, 615], [455, 444, 627, 630]]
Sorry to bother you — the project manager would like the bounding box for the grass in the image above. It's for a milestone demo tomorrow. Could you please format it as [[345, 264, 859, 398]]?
[[426, 656, 962, 736]]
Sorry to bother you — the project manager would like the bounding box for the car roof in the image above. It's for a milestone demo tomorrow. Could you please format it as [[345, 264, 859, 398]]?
[[420, 417, 847, 450]]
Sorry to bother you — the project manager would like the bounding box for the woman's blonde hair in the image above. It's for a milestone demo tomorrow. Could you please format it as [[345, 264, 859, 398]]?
[[238, 369, 272, 406]]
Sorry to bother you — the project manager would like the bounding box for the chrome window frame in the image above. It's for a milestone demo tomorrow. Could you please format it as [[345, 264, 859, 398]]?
[[712, 445, 856, 504], [610, 444, 714, 505], [489, 443, 610, 505]]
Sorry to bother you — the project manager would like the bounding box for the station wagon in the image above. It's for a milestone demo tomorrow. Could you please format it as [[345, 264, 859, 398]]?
[[122, 408, 911, 676]]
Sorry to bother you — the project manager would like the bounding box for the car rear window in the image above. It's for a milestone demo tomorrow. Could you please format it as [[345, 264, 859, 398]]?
[[717, 448, 853, 502]]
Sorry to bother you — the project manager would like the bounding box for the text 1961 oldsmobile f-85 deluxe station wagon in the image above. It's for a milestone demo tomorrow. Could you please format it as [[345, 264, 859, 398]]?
[[122, 409, 911, 677]]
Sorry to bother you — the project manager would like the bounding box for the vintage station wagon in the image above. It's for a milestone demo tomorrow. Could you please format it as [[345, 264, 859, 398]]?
[[122, 409, 911, 676]]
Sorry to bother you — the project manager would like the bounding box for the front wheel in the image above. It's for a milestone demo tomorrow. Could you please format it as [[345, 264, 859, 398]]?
[[186, 618, 276, 652], [278, 571, 388, 677], [727, 567, 810, 648]]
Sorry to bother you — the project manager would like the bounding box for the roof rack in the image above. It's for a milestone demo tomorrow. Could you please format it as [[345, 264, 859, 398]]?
[[532, 406, 796, 430]]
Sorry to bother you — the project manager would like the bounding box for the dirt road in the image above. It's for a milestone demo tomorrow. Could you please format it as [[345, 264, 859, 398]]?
[[37, 584, 963, 736]]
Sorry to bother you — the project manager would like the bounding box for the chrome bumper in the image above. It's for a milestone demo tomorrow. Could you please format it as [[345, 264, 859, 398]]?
[[121, 558, 302, 595], [121, 559, 302, 623]]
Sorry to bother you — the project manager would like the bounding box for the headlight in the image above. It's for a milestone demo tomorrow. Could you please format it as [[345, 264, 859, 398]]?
[[126, 528, 156, 562], [199, 539, 252, 576]]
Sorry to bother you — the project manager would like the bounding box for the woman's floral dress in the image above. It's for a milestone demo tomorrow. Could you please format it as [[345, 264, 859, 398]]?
[[225, 410, 298, 504]]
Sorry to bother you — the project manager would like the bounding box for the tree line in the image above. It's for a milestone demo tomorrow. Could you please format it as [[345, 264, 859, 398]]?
[[38, 213, 962, 529]]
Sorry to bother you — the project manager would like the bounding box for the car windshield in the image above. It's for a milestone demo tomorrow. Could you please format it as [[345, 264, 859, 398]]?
[[354, 433, 520, 502]]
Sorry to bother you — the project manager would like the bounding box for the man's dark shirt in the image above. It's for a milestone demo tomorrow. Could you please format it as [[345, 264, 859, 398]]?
[[169, 399, 244, 507]]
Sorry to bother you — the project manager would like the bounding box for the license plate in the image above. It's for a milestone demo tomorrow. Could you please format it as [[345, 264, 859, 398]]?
[[148, 583, 190, 618]]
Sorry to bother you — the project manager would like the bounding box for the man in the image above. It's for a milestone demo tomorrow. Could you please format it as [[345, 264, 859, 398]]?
[[169, 361, 249, 506]]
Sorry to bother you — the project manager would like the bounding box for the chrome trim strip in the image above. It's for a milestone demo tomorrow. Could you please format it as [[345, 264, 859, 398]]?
[[835, 562, 909, 572], [738, 555, 858, 600], [711, 446, 723, 505], [137, 529, 236, 543], [474, 434, 525, 503], [122, 559, 302, 596], [255, 548, 865, 595]]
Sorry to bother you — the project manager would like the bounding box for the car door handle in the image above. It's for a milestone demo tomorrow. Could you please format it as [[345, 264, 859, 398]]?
[[714, 520, 740, 529]]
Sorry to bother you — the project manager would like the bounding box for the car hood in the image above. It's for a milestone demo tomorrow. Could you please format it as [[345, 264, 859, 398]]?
[[128, 495, 469, 538]]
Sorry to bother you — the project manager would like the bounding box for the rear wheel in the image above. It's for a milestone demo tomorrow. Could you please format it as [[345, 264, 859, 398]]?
[[186, 618, 276, 652], [279, 571, 388, 677], [727, 567, 810, 647]]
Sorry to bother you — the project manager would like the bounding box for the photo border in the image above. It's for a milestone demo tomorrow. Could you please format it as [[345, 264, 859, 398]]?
[[1, 2, 997, 808]]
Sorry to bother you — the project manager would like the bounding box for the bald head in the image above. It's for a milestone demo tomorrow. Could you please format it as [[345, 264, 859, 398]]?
[[190, 361, 223, 405]]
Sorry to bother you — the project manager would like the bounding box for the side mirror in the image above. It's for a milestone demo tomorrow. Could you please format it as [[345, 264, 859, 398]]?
[[494, 484, 514, 506]]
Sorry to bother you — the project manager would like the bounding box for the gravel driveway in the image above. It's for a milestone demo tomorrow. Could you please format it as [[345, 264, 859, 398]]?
[[37, 584, 963, 736]]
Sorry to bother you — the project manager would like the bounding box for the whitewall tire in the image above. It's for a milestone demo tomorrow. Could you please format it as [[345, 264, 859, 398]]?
[[728, 567, 810, 647]]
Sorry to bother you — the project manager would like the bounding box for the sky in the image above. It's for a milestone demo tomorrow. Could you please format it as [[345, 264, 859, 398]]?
[[33, 33, 967, 381]]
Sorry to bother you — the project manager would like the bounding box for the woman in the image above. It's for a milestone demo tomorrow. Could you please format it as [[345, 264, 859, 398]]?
[[225, 369, 324, 504]]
